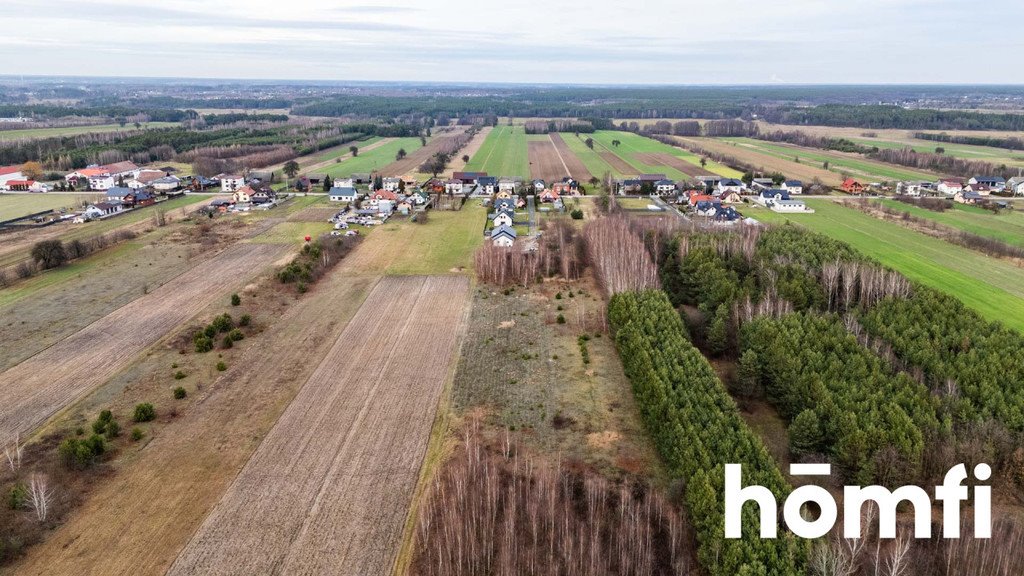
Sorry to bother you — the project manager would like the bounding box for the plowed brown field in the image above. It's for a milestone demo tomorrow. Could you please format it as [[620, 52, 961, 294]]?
[[599, 151, 636, 174], [634, 152, 715, 178], [0, 243, 287, 440], [528, 140, 566, 182], [549, 133, 594, 181], [168, 275, 470, 576]]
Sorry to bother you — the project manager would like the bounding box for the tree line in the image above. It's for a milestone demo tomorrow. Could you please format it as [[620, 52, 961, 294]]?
[[609, 290, 806, 576]]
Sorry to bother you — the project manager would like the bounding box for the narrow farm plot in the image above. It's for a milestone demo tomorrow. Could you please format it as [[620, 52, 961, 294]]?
[[169, 275, 470, 576], [443, 126, 492, 176], [323, 137, 424, 178], [0, 243, 287, 440], [727, 137, 937, 181], [380, 126, 468, 176], [634, 152, 716, 178], [464, 125, 531, 178], [528, 139, 569, 182], [676, 136, 843, 186], [548, 133, 594, 181], [752, 200, 1024, 330], [557, 133, 628, 178], [590, 130, 744, 179], [878, 199, 1024, 246]]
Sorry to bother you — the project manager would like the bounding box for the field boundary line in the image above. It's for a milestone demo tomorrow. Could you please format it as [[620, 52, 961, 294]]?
[[548, 134, 572, 175]]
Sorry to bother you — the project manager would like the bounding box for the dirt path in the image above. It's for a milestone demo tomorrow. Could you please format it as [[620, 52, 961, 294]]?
[[168, 275, 470, 575], [0, 243, 287, 440], [549, 133, 594, 181]]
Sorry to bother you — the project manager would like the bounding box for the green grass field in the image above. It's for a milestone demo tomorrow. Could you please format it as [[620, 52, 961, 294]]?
[[877, 199, 1024, 246], [0, 193, 105, 221], [726, 138, 935, 181], [385, 204, 487, 274], [304, 136, 382, 165], [0, 122, 178, 141], [753, 199, 1024, 330], [590, 131, 744, 179], [560, 133, 628, 178], [464, 125, 533, 179], [851, 136, 1024, 168], [323, 137, 424, 177]]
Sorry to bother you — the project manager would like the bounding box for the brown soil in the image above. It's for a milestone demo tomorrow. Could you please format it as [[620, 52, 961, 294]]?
[[168, 275, 470, 575], [675, 136, 843, 186], [528, 140, 567, 182], [634, 152, 716, 178], [0, 242, 287, 440], [443, 126, 492, 177], [549, 133, 594, 181], [599, 151, 636, 175]]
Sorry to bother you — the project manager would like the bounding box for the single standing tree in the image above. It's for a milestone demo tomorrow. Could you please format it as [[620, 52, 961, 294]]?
[[21, 161, 43, 180], [461, 154, 469, 163], [585, 138, 594, 149], [283, 161, 300, 179], [611, 139, 621, 147], [28, 473, 54, 522], [349, 146, 359, 157], [396, 148, 407, 161], [700, 157, 708, 168], [31, 240, 68, 269]]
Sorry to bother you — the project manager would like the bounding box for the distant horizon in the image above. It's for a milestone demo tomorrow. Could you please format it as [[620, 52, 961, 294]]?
[[4, 0, 1021, 85], [3, 74, 1024, 90]]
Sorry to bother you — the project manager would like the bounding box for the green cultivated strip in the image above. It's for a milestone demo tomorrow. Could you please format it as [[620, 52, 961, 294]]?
[[877, 199, 1024, 246], [727, 138, 934, 181], [323, 137, 424, 177], [751, 200, 1024, 331], [609, 290, 805, 576], [590, 130, 744, 179], [464, 125, 531, 178]]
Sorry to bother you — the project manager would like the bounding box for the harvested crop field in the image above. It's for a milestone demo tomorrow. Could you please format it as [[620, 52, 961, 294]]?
[[529, 140, 569, 182], [675, 136, 843, 186], [600, 151, 637, 174], [169, 275, 470, 576], [634, 152, 714, 178], [549, 133, 594, 181], [0, 243, 287, 440]]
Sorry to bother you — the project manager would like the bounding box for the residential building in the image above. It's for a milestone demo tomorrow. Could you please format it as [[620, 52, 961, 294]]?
[[490, 225, 517, 247], [220, 175, 245, 192], [937, 179, 964, 196], [716, 178, 745, 196], [968, 176, 1006, 191], [782, 180, 803, 195], [444, 178, 464, 195], [654, 179, 677, 196], [328, 186, 359, 202], [0, 165, 25, 189], [841, 178, 865, 194]]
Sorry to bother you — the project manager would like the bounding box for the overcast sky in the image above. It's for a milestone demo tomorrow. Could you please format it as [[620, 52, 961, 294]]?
[[1, 0, 1020, 84]]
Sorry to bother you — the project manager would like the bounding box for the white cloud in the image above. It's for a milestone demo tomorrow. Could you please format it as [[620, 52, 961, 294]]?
[[0, 0, 1020, 83]]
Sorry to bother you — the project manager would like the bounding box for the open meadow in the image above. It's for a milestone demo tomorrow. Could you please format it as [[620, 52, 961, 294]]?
[[878, 199, 1024, 246], [0, 193, 104, 221], [323, 137, 425, 177], [0, 122, 179, 141], [752, 199, 1024, 330], [723, 137, 939, 181], [464, 125, 533, 178]]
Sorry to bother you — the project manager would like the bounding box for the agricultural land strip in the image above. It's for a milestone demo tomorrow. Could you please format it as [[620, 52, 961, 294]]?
[[169, 275, 470, 576], [323, 137, 425, 178], [0, 242, 287, 440], [548, 133, 594, 181], [676, 136, 843, 186], [381, 126, 469, 176], [752, 199, 1024, 330]]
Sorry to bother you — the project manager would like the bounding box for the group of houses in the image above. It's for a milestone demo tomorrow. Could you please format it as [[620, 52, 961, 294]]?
[[895, 175, 1021, 205], [326, 177, 430, 217], [615, 173, 811, 218]]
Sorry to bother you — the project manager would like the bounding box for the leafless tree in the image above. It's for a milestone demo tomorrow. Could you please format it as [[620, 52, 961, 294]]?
[[28, 472, 55, 522], [4, 432, 23, 471]]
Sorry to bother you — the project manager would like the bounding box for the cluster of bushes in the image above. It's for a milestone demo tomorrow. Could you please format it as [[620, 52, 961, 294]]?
[[740, 312, 939, 485], [277, 235, 360, 292], [1, 230, 141, 287], [193, 312, 244, 352], [609, 290, 805, 575]]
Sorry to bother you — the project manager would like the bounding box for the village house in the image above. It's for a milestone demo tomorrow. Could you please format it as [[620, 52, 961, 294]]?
[[151, 175, 182, 193], [954, 190, 985, 205], [494, 197, 517, 212], [232, 185, 255, 204], [453, 171, 487, 185], [532, 179, 546, 192], [937, 179, 964, 196], [719, 191, 743, 204], [498, 177, 517, 194], [782, 180, 803, 195], [397, 200, 414, 215], [220, 175, 245, 192], [382, 177, 402, 192], [897, 181, 935, 197], [697, 175, 722, 191], [751, 178, 775, 191], [133, 191, 156, 207], [328, 186, 359, 203], [963, 183, 993, 196], [368, 189, 398, 208], [209, 198, 235, 213], [969, 176, 1006, 191], [491, 209, 514, 228], [4, 179, 48, 192], [410, 189, 430, 206], [100, 161, 140, 180], [771, 199, 814, 213], [105, 186, 134, 203], [444, 178, 464, 195], [250, 189, 276, 205], [716, 178, 745, 196], [755, 189, 791, 206], [91, 201, 124, 216], [127, 169, 167, 189], [540, 187, 561, 203], [490, 224, 517, 247], [477, 176, 498, 195], [654, 179, 677, 196], [0, 165, 25, 189], [841, 178, 865, 194], [1007, 177, 1024, 196], [495, 188, 513, 200]]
